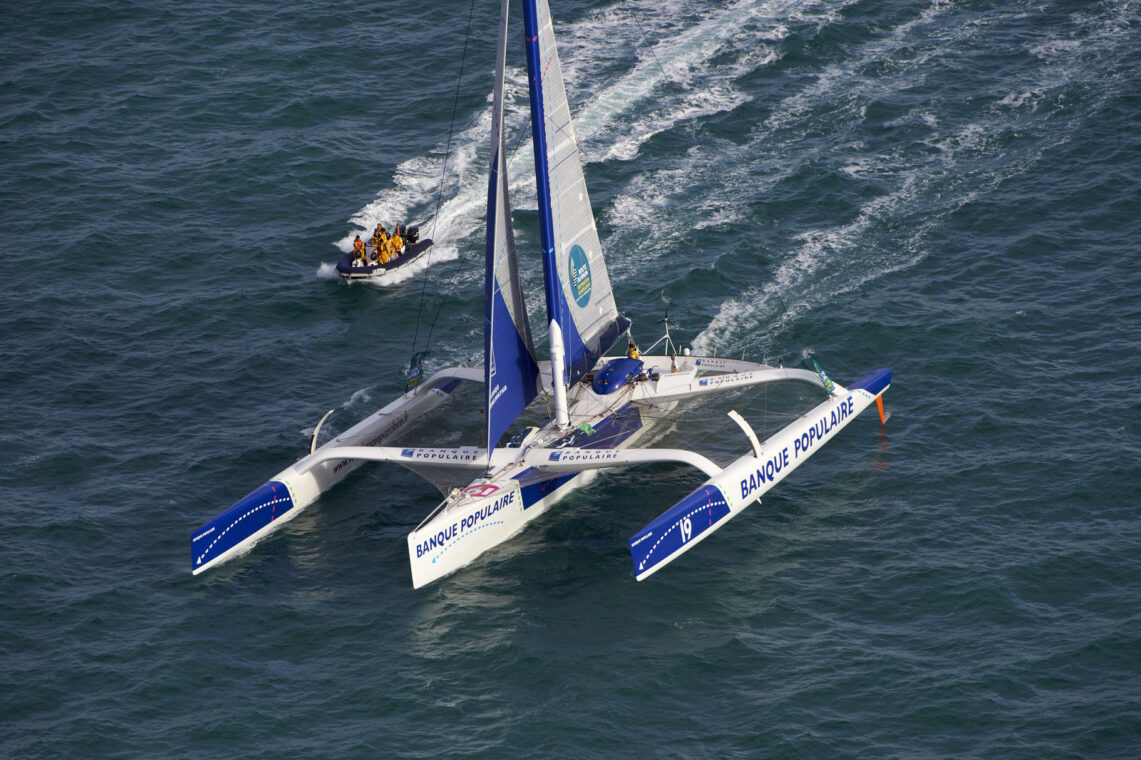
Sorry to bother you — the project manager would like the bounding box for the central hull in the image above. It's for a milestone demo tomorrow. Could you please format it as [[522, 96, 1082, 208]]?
[[407, 397, 673, 588]]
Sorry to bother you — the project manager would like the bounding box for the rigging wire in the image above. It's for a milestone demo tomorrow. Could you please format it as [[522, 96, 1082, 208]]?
[[410, 0, 481, 362], [411, 5, 535, 366], [423, 110, 535, 353], [421, 101, 535, 357]]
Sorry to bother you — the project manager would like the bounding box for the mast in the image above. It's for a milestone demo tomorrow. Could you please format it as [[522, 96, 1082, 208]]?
[[484, 0, 540, 451], [521, 0, 570, 426]]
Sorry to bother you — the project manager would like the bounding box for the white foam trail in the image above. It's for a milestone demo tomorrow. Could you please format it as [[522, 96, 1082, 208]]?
[[566, 0, 796, 162], [689, 0, 1138, 356], [336, 0, 827, 281], [692, 170, 929, 355], [329, 0, 1136, 370], [599, 1, 862, 278], [763, 0, 959, 133], [682, 2, 982, 355], [995, 90, 1045, 110]]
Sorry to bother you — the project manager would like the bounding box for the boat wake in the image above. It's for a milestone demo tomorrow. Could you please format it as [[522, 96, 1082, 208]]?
[[329, 0, 1134, 365], [331, 0, 837, 286], [685, 0, 1137, 355]]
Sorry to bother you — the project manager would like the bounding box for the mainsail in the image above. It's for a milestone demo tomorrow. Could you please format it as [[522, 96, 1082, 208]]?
[[484, 0, 540, 451], [523, 0, 629, 385]]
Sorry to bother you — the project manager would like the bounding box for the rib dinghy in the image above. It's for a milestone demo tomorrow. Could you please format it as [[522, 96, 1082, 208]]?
[[191, 0, 892, 587], [335, 227, 432, 281]]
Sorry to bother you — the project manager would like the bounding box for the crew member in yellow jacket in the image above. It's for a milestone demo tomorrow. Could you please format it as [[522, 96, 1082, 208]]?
[[374, 231, 392, 264], [352, 235, 366, 266]]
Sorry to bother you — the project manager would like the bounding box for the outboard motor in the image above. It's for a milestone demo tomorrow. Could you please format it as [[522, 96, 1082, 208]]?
[[405, 225, 420, 246]]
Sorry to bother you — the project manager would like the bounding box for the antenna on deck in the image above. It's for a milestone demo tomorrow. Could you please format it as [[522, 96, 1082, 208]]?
[[658, 307, 678, 356], [642, 306, 679, 358]]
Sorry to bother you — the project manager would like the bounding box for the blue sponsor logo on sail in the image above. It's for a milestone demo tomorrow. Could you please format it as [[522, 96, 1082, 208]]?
[[568, 244, 592, 307]]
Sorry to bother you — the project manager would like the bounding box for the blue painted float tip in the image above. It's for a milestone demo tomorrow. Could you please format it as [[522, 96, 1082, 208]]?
[[849, 368, 892, 397]]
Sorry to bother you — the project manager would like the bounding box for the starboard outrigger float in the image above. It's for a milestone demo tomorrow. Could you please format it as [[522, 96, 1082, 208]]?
[[191, 0, 891, 587]]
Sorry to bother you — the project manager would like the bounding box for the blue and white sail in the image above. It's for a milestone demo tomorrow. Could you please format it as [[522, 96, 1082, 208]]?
[[485, 0, 540, 451], [523, 0, 629, 386]]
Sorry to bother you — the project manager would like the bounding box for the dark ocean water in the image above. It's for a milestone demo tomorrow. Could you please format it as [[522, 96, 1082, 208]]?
[[2, 0, 1139, 757]]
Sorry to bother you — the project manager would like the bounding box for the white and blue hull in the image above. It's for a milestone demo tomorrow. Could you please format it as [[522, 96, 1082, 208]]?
[[407, 361, 892, 587], [628, 367, 892, 580], [191, 355, 890, 586], [190, 370, 476, 575], [189, 0, 894, 588], [407, 395, 670, 588]]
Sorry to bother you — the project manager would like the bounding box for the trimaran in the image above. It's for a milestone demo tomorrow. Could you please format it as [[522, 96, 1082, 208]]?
[[191, 0, 892, 588]]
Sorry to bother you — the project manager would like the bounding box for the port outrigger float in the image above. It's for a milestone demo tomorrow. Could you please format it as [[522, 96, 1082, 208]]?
[[191, 0, 891, 587]]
